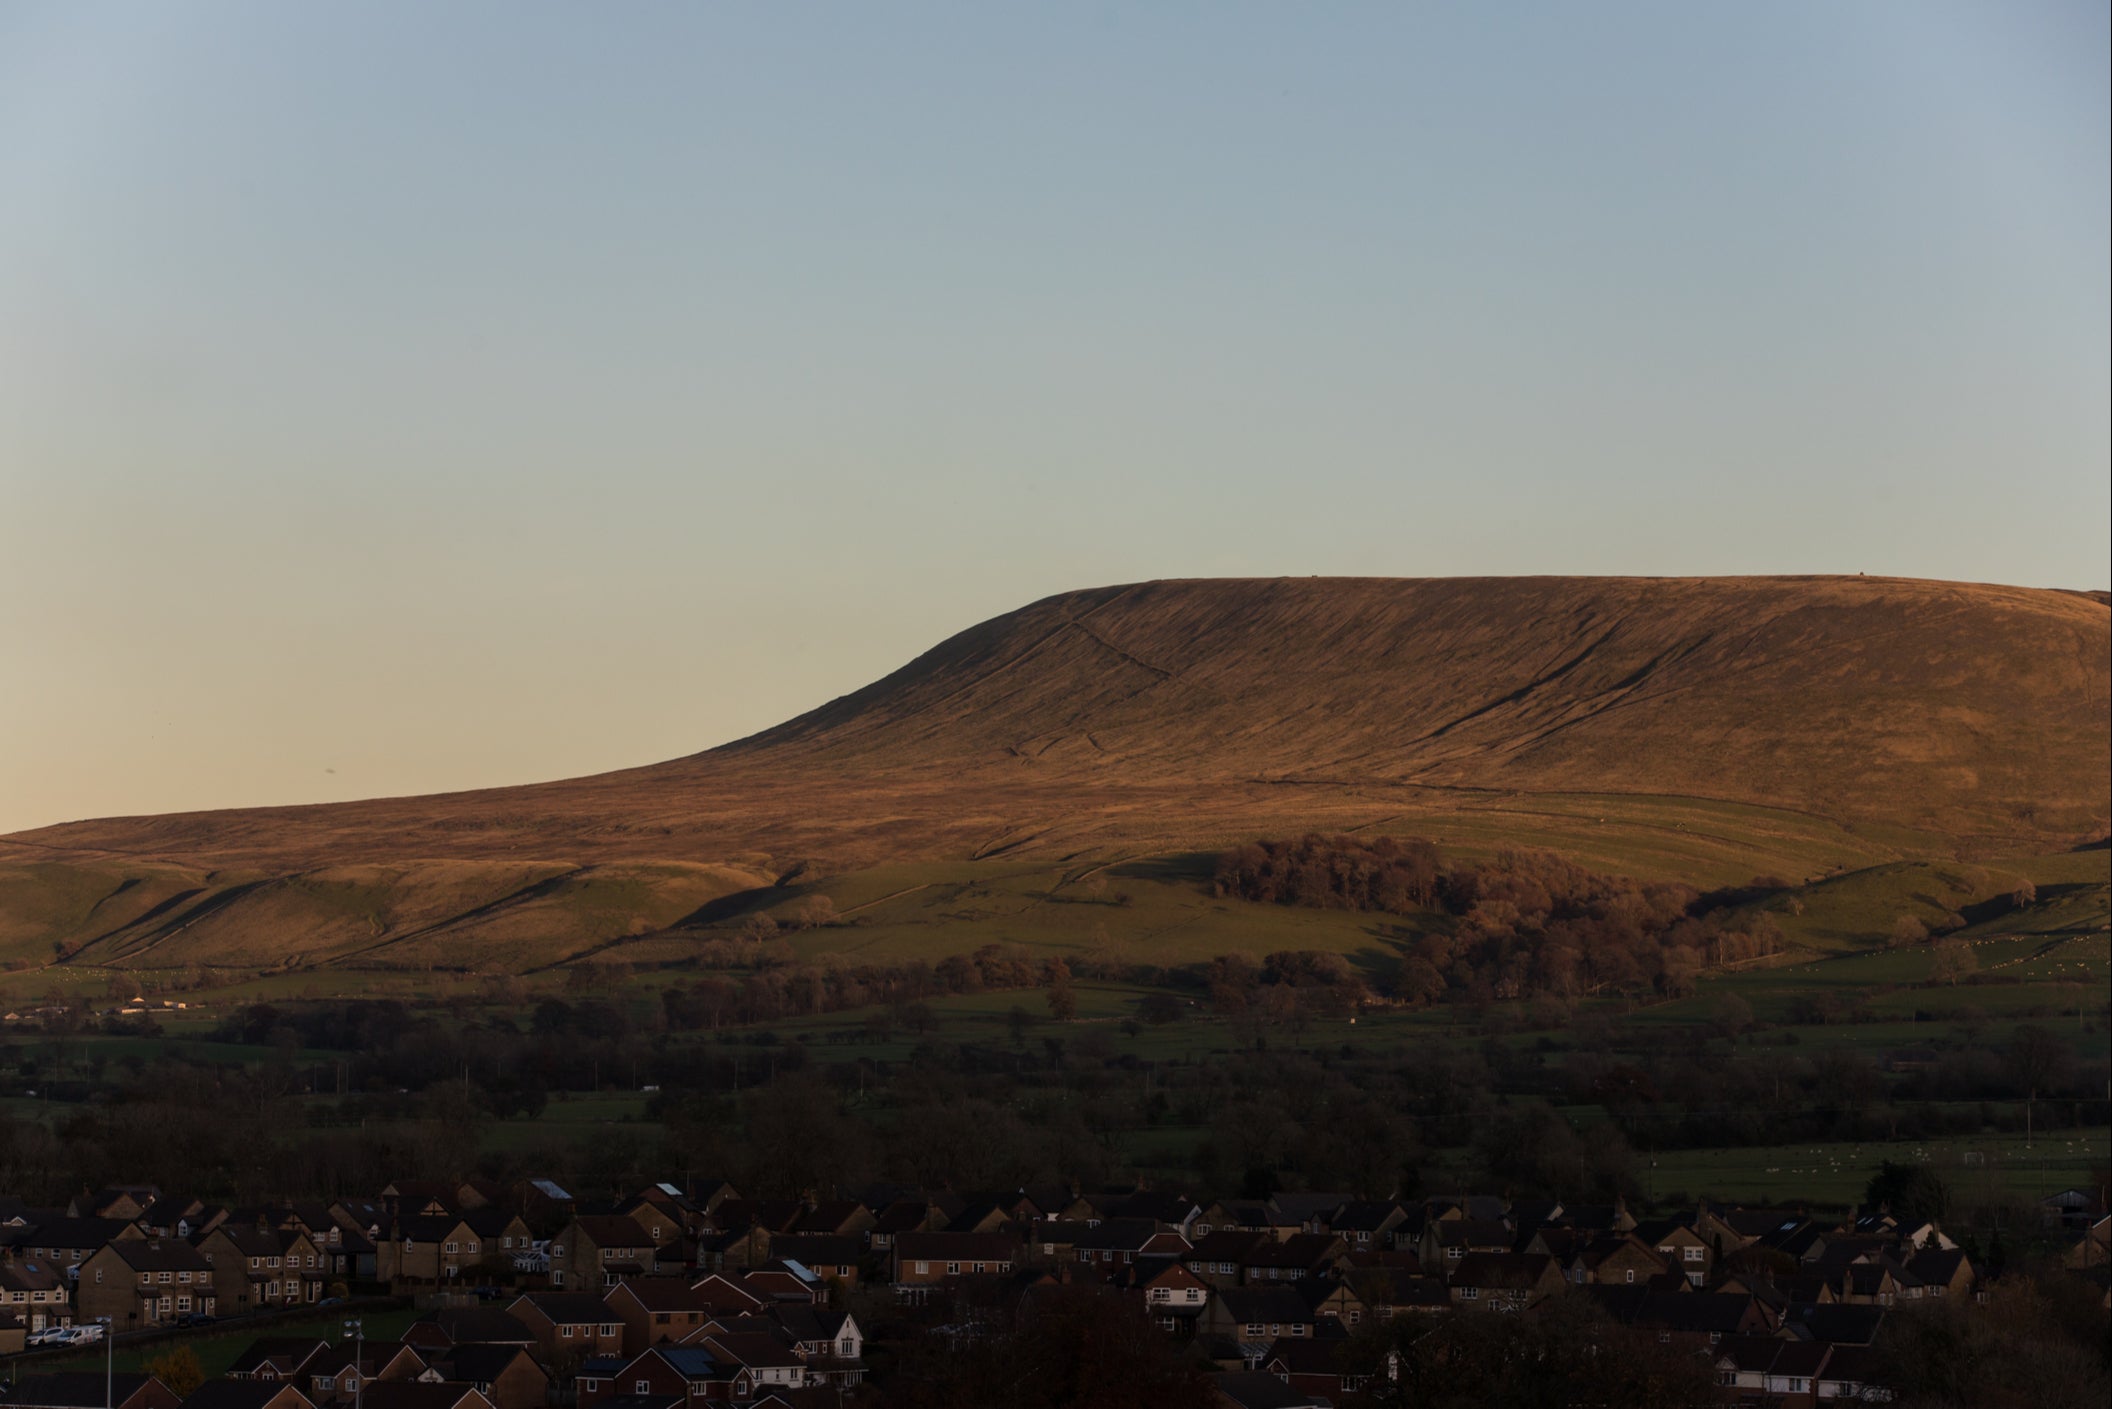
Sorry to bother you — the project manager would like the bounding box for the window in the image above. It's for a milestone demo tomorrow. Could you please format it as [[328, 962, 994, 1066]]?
[[600, 1324, 618, 1337], [945, 1262, 960, 1275], [634, 1381, 650, 1395], [913, 1261, 928, 1275], [1684, 1247, 1705, 1263], [560, 1326, 574, 1339], [1461, 1287, 1480, 1299], [1624, 1269, 1635, 1284]]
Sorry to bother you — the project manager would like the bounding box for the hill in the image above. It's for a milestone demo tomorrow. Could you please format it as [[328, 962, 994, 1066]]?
[[0, 575, 2104, 973]]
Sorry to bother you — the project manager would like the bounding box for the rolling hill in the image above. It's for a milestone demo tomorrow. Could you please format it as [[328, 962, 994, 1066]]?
[[1, 575, 2105, 973]]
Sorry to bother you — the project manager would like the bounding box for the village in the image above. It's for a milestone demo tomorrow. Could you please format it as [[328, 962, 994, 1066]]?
[[0, 1172, 2101, 1409]]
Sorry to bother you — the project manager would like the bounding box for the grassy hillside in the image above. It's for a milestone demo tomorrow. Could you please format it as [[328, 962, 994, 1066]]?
[[0, 575, 2103, 976]]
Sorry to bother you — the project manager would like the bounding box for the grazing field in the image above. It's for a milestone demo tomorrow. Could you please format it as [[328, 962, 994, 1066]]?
[[1643, 1127, 2108, 1207]]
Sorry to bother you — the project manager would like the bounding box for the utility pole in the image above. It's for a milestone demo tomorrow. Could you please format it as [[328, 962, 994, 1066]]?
[[97, 1316, 113, 1409], [344, 1317, 364, 1409]]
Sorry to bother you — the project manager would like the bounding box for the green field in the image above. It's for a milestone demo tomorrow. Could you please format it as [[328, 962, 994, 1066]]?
[[32, 1305, 417, 1379], [1643, 1127, 2107, 1207]]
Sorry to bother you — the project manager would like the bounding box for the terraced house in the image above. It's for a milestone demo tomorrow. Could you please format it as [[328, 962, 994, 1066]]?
[[0, 1256, 70, 1331], [75, 1238, 217, 1329], [197, 1225, 326, 1312]]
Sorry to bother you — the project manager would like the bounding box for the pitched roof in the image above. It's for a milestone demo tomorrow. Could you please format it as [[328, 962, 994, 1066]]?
[[509, 1292, 612, 1324], [226, 1340, 330, 1379], [7, 1376, 166, 1409], [1211, 1370, 1320, 1409], [106, 1238, 212, 1272], [179, 1384, 313, 1409], [1213, 1285, 1314, 1323], [1449, 1253, 1553, 1289]]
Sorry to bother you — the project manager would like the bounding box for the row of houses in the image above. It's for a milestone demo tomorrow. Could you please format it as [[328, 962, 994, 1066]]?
[[1, 1177, 2105, 1409]]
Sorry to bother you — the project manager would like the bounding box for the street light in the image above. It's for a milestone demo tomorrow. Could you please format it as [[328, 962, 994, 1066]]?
[[94, 1316, 113, 1409], [343, 1319, 364, 1409]]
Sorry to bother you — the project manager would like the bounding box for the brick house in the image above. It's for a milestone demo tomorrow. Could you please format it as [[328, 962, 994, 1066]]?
[[605, 1277, 720, 1354], [423, 1345, 548, 1409], [889, 1232, 1018, 1288], [301, 1341, 430, 1405], [179, 1382, 317, 1409], [507, 1291, 626, 1361]]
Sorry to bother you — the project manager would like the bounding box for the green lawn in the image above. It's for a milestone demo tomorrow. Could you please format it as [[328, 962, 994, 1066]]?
[[35, 1304, 417, 1379]]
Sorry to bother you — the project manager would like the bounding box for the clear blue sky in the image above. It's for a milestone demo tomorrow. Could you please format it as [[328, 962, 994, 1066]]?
[[2, 1, 2106, 832]]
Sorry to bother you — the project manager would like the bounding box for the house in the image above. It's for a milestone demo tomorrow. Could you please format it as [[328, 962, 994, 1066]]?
[[76, 1238, 218, 1329], [5, 1376, 182, 1409], [736, 1262, 824, 1305], [733, 1305, 862, 1384], [866, 1200, 942, 1253], [1183, 1231, 1275, 1291], [507, 1292, 626, 1361], [354, 1386, 494, 1409], [70, 1188, 159, 1222], [763, 1234, 862, 1287], [1101, 1191, 1203, 1237], [21, 1216, 142, 1270], [1194, 1202, 1277, 1239], [1327, 1202, 1408, 1252], [179, 1383, 315, 1409], [1631, 1219, 1714, 1287], [788, 1200, 876, 1240], [1267, 1193, 1352, 1237], [1447, 1253, 1563, 1311], [301, 1341, 431, 1404], [1072, 1220, 1192, 1269], [890, 1232, 1018, 1289], [583, 1347, 725, 1409], [1209, 1371, 1326, 1409], [1345, 1269, 1450, 1318], [381, 1211, 535, 1289], [1264, 1336, 1388, 1401], [1197, 1285, 1320, 1346], [0, 1257, 70, 1331], [226, 1339, 331, 1382], [549, 1215, 655, 1290], [1417, 1219, 1512, 1270], [1240, 1233, 1345, 1285], [1102, 1256, 1211, 1333], [421, 1347, 547, 1409], [1592, 1289, 1774, 1347], [1553, 1233, 1670, 1288], [196, 1225, 325, 1312], [695, 1334, 807, 1399], [605, 1277, 721, 1353]]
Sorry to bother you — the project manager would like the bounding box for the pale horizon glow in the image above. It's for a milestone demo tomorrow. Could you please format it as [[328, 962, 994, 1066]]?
[[3, 2, 2107, 834]]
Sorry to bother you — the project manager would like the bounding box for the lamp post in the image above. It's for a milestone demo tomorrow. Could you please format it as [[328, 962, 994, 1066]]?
[[94, 1316, 113, 1409], [343, 1318, 364, 1409]]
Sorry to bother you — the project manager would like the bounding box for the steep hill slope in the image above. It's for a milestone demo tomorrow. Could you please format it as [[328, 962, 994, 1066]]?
[[1, 575, 2104, 971]]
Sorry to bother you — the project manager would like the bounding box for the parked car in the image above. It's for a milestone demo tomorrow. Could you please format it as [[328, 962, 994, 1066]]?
[[66, 1324, 105, 1345], [26, 1327, 72, 1347]]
